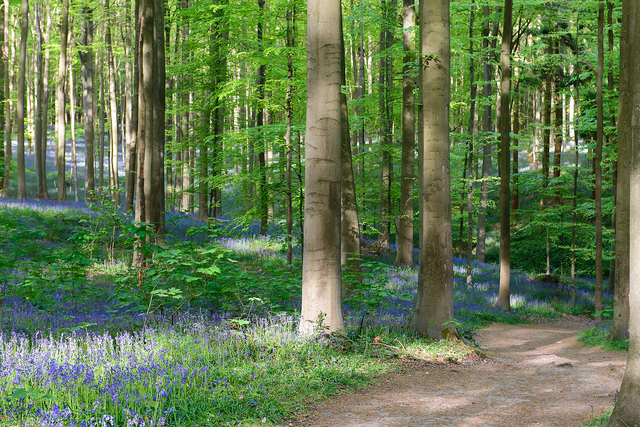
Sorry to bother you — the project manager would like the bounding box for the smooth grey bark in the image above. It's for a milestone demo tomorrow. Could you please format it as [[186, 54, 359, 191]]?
[[34, 2, 49, 199], [410, 0, 457, 339], [395, 0, 416, 268], [495, 0, 512, 312], [612, 0, 631, 340], [56, 0, 69, 201], [603, 0, 640, 422], [595, 0, 604, 321], [340, 10, 361, 294], [300, 0, 345, 335], [16, 0, 27, 201]]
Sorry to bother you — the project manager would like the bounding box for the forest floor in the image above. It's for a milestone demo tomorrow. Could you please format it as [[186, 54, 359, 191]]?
[[290, 318, 625, 427]]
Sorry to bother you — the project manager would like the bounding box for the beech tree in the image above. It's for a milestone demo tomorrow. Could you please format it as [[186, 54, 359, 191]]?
[[603, 0, 640, 423], [299, 0, 344, 334], [410, 0, 456, 339]]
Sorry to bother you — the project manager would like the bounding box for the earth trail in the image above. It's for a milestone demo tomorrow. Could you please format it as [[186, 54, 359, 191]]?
[[295, 319, 626, 427]]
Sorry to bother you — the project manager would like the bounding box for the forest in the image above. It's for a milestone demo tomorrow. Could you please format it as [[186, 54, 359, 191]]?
[[1, 0, 640, 424]]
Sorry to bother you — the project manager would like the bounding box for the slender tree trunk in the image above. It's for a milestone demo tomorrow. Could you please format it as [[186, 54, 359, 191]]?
[[0, 1, 4, 195], [465, 1, 476, 286], [608, 0, 616, 291], [34, 3, 42, 198], [124, 0, 135, 211], [80, 5, 94, 201], [16, 0, 27, 200], [340, 7, 362, 294], [543, 36, 552, 275], [300, 0, 345, 335], [257, 0, 268, 235], [512, 78, 520, 219], [410, 0, 457, 339], [476, 6, 498, 263], [106, 0, 120, 204], [2, 0, 9, 198], [595, 0, 604, 321], [56, 0, 69, 201], [41, 7, 51, 197], [70, 60, 79, 201], [395, 0, 416, 268], [495, 0, 512, 312], [285, 2, 295, 264]]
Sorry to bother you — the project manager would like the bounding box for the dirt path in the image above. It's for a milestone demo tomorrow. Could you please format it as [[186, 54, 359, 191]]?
[[295, 319, 626, 427]]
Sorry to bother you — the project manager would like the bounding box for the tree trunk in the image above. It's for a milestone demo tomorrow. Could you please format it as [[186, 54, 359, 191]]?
[[70, 60, 79, 201], [495, 0, 512, 312], [340, 7, 361, 294], [2, 0, 9, 198], [285, 2, 295, 264], [0, 1, 4, 196], [603, 0, 640, 422], [612, 0, 631, 340], [80, 5, 94, 201], [512, 78, 519, 218], [465, 1, 476, 286], [56, 0, 69, 201], [395, 0, 416, 268], [16, 0, 27, 201], [124, 0, 135, 211], [106, 0, 120, 204], [595, 0, 604, 321], [300, 0, 345, 335], [410, 0, 457, 339], [377, 0, 394, 253], [257, 0, 268, 235], [476, 6, 498, 263]]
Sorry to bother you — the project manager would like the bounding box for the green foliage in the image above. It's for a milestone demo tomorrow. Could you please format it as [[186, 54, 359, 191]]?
[[577, 321, 629, 353]]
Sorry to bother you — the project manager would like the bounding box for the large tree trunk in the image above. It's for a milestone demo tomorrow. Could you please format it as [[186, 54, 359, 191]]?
[[34, 2, 49, 199], [410, 0, 457, 339], [595, 0, 604, 321], [603, 0, 640, 422], [300, 0, 345, 335], [70, 60, 79, 201], [56, 0, 69, 201], [495, 0, 512, 312], [395, 0, 416, 268], [612, 0, 631, 340], [16, 0, 27, 201]]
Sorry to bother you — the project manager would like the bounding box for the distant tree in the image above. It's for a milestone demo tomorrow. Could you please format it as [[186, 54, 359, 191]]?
[[410, 0, 457, 338], [16, 0, 27, 201], [56, 0, 69, 202], [495, 0, 512, 311], [395, 0, 416, 268], [300, 0, 345, 334]]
